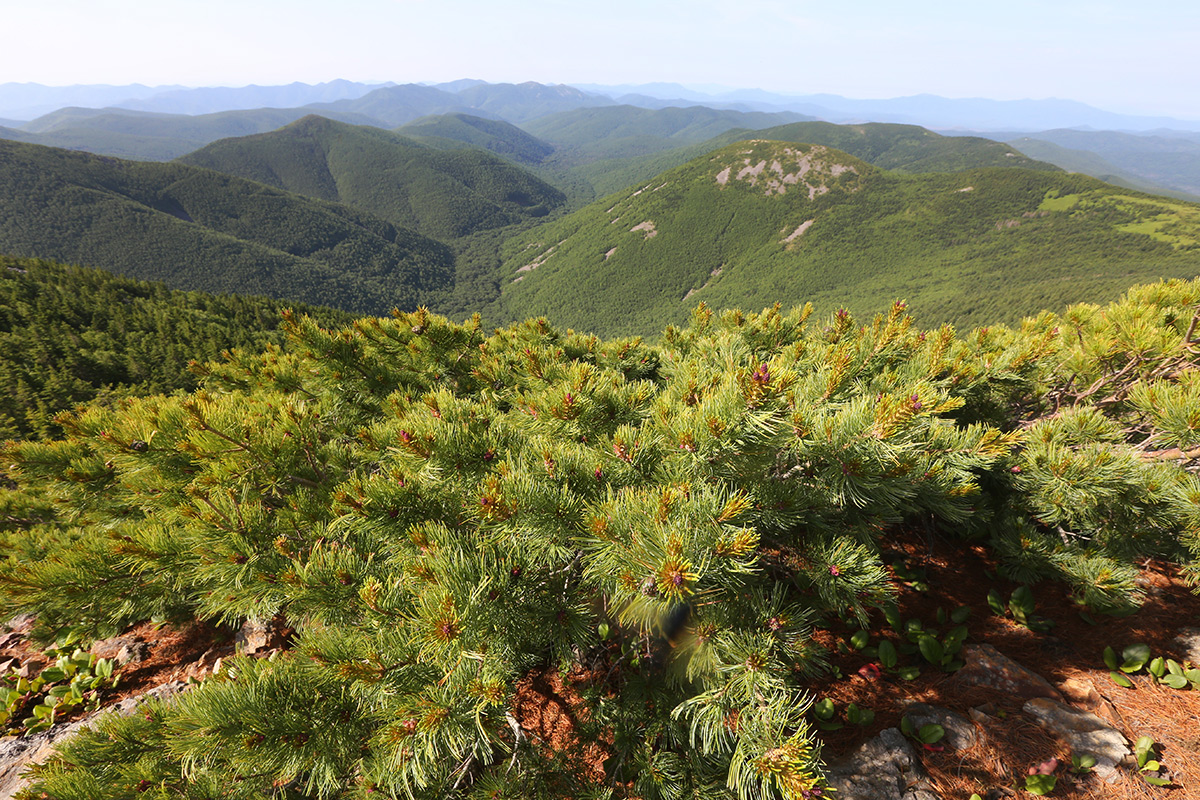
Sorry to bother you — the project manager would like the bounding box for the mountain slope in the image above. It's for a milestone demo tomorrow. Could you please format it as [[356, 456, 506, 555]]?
[[491, 140, 1200, 335], [178, 115, 566, 240], [0, 139, 454, 314], [396, 113, 555, 165]]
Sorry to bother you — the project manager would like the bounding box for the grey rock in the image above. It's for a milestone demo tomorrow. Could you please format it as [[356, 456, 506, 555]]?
[[235, 616, 286, 656], [824, 727, 942, 800], [1171, 627, 1200, 664], [1022, 697, 1131, 778], [954, 644, 1062, 701], [116, 641, 151, 666], [90, 632, 142, 661], [0, 681, 186, 800], [900, 701, 978, 750]]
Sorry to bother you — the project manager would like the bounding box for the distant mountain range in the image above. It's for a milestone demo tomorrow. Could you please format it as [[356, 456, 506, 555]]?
[[4, 79, 1200, 132], [3, 80, 1200, 339]]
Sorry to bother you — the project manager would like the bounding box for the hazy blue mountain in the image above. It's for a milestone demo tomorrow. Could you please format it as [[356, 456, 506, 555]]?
[[996, 129, 1200, 197], [113, 80, 388, 115], [431, 79, 490, 93], [306, 84, 470, 126], [453, 82, 611, 123], [569, 83, 1200, 133], [3, 106, 386, 161], [1007, 137, 1200, 201], [0, 82, 184, 120]]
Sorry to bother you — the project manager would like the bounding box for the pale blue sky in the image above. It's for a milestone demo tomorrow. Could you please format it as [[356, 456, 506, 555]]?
[[5, 0, 1197, 118]]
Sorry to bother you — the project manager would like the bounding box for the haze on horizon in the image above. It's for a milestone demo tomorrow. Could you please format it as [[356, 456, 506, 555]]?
[[4, 0, 1198, 121]]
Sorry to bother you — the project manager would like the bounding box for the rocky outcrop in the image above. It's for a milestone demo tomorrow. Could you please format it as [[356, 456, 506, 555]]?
[[824, 727, 941, 800]]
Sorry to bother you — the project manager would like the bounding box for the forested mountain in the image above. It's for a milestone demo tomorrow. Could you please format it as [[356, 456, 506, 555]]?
[[0, 139, 455, 314], [491, 140, 1200, 336], [523, 105, 810, 161], [1, 106, 385, 161], [0, 256, 349, 439], [539, 117, 1059, 200], [178, 115, 566, 240], [397, 113, 556, 165]]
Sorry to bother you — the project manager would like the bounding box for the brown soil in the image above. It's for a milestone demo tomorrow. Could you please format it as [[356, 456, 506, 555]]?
[[810, 528, 1200, 799]]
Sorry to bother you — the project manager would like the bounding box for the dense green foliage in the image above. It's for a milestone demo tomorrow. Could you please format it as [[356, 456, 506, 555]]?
[[0, 139, 455, 315], [0, 256, 350, 439], [3, 277, 1199, 799], [492, 140, 1200, 337], [179, 116, 566, 241], [398, 113, 556, 165]]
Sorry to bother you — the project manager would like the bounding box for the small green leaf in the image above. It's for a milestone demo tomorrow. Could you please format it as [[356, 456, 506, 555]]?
[[846, 703, 874, 726], [951, 605, 971, 624], [39, 667, 66, 683], [1102, 646, 1118, 670], [1010, 585, 1035, 615], [849, 630, 870, 650], [884, 605, 903, 632], [917, 723, 944, 744], [1161, 674, 1188, 689], [1143, 774, 1171, 786], [896, 664, 922, 680], [1148, 657, 1165, 678], [813, 698, 836, 721], [918, 634, 944, 665], [1024, 774, 1057, 795], [987, 589, 1005, 615], [1166, 659, 1183, 677], [1121, 643, 1151, 673], [1134, 735, 1156, 769], [1109, 671, 1134, 688], [878, 639, 898, 669], [900, 715, 915, 737]]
